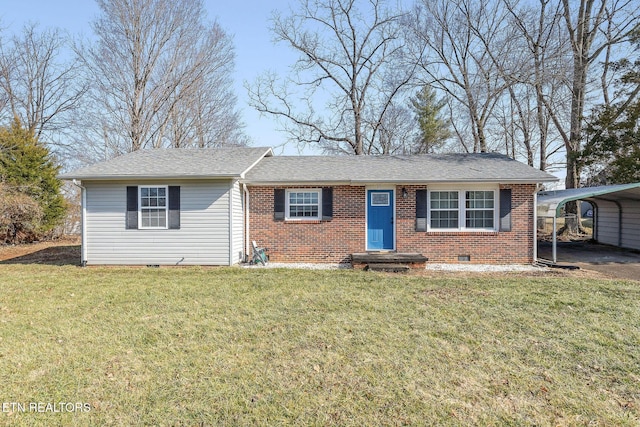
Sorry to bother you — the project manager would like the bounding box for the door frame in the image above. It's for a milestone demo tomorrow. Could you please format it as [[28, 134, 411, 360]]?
[[365, 186, 396, 251]]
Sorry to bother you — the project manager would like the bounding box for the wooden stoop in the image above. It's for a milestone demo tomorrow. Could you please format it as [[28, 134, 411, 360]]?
[[351, 253, 429, 272]]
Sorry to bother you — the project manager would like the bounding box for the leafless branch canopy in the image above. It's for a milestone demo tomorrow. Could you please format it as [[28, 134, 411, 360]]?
[[76, 0, 246, 158], [0, 23, 87, 144], [247, 0, 417, 155]]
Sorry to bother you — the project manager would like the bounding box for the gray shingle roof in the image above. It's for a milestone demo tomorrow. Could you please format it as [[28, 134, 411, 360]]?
[[243, 153, 557, 184], [60, 147, 272, 180]]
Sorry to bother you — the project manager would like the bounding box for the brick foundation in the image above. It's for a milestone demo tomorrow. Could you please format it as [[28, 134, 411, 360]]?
[[248, 184, 536, 264]]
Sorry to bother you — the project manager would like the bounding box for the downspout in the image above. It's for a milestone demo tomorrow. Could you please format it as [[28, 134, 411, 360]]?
[[72, 179, 87, 267], [533, 189, 538, 264], [229, 180, 234, 266], [244, 185, 250, 263], [533, 184, 544, 264]]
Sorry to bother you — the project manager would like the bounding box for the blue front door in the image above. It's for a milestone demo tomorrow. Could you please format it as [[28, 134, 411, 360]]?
[[367, 190, 394, 250]]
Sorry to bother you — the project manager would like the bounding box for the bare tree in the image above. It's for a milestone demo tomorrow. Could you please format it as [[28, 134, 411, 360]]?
[[560, 0, 638, 193], [77, 0, 244, 157], [0, 23, 86, 144], [412, 0, 514, 153], [247, 0, 416, 155], [370, 102, 416, 154], [555, 0, 639, 232], [498, 0, 572, 171]]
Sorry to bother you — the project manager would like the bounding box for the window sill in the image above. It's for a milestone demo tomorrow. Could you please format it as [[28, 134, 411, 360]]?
[[284, 219, 322, 224], [427, 230, 499, 236]]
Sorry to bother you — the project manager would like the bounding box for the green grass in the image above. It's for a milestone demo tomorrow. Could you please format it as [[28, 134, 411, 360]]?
[[0, 266, 639, 426]]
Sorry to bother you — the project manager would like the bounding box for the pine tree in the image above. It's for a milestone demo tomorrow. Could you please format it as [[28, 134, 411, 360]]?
[[0, 119, 66, 237], [410, 86, 451, 154]]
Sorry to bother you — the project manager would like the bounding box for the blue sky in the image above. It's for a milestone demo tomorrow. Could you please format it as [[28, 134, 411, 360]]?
[[1, 0, 309, 154]]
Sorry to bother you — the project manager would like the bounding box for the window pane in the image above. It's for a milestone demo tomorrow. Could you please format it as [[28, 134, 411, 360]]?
[[430, 210, 459, 228], [466, 210, 494, 228], [430, 191, 459, 228], [288, 190, 320, 218], [372, 193, 390, 206], [140, 186, 167, 227], [464, 191, 494, 228]]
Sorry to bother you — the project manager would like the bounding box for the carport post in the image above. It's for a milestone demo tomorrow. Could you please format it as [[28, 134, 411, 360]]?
[[552, 215, 557, 264]]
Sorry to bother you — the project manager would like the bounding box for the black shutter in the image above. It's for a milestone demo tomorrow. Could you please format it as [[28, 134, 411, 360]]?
[[499, 188, 512, 232], [126, 186, 138, 229], [322, 187, 333, 221], [274, 189, 285, 221], [415, 189, 427, 231], [168, 186, 180, 229]]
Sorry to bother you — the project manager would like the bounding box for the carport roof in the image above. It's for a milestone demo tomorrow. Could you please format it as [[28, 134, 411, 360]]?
[[537, 183, 640, 217]]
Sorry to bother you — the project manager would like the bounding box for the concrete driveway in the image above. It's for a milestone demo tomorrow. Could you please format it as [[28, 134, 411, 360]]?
[[537, 240, 640, 282]]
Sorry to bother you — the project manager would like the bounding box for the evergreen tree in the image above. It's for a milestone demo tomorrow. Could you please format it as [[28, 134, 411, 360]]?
[[0, 119, 66, 236], [581, 29, 640, 185], [410, 86, 451, 154]]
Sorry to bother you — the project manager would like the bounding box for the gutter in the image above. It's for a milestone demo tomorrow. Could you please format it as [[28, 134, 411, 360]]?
[[59, 174, 242, 181], [72, 179, 87, 267], [242, 179, 557, 186]]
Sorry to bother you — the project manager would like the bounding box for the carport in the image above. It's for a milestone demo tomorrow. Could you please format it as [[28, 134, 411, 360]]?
[[537, 183, 640, 263]]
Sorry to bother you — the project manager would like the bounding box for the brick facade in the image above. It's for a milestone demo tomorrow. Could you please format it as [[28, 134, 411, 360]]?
[[248, 184, 537, 264]]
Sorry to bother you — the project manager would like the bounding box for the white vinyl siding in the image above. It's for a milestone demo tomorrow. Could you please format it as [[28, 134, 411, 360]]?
[[84, 180, 232, 265]]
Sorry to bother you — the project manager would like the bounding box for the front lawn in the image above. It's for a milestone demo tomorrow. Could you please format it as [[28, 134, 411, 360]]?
[[0, 266, 638, 425]]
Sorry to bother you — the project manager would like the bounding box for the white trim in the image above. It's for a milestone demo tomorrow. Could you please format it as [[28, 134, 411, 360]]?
[[244, 184, 250, 263], [533, 190, 538, 263], [284, 188, 322, 221], [241, 179, 556, 186], [72, 179, 88, 265], [365, 187, 396, 251], [138, 185, 169, 230], [427, 185, 499, 232], [239, 148, 274, 178], [371, 193, 390, 206], [81, 184, 87, 264], [228, 180, 234, 266]]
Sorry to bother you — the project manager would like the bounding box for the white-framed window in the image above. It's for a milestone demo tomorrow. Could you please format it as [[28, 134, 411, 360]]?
[[370, 192, 390, 206], [465, 190, 495, 229], [286, 189, 321, 220], [430, 191, 459, 229], [428, 188, 496, 231], [139, 186, 168, 229]]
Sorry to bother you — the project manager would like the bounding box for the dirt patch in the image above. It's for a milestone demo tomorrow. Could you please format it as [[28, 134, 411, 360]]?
[[0, 236, 81, 266]]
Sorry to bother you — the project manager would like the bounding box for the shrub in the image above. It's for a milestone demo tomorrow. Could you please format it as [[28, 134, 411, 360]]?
[[0, 184, 44, 243], [0, 119, 66, 243]]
